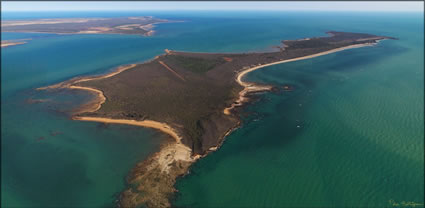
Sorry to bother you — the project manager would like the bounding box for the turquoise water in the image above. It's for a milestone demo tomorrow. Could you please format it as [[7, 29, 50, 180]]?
[[2, 11, 423, 207], [174, 13, 424, 207]]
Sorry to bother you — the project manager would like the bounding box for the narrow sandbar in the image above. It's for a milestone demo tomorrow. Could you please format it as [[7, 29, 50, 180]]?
[[73, 116, 182, 143], [1, 40, 28, 48]]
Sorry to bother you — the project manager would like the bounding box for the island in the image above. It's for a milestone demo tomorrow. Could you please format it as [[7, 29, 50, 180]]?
[[1, 16, 171, 36], [37, 31, 396, 208]]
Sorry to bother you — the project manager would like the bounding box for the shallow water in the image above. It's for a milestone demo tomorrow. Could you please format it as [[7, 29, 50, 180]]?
[[173, 12, 424, 207], [1, 11, 423, 207]]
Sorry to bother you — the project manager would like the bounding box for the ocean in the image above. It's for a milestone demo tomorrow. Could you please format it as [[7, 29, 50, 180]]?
[[1, 11, 423, 207]]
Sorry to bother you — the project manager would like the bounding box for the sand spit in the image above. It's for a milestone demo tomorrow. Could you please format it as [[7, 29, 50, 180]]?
[[1, 39, 29, 48], [1, 42, 26, 48], [142, 21, 184, 37], [73, 117, 197, 172], [36, 64, 137, 91], [224, 43, 376, 115], [36, 64, 135, 113], [69, 86, 106, 112], [72, 105, 199, 208], [73, 117, 182, 144], [76, 64, 137, 84]]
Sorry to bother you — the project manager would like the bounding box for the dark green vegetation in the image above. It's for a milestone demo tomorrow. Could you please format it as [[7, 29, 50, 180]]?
[[76, 31, 395, 154], [1, 17, 168, 35], [283, 31, 397, 49]]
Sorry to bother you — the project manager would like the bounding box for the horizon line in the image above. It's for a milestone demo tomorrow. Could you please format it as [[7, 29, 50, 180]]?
[[2, 9, 424, 12], [2, 1, 423, 13]]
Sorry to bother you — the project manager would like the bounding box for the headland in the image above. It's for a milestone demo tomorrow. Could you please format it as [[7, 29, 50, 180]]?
[[37, 31, 396, 207]]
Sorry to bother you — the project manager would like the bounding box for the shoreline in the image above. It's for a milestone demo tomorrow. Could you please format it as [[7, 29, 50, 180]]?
[[68, 86, 106, 112], [37, 61, 187, 145], [1, 42, 26, 48], [38, 41, 378, 207], [37, 56, 198, 175], [73, 117, 182, 143], [223, 42, 376, 115], [73, 117, 197, 174], [2, 30, 155, 36], [75, 64, 138, 84], [2, 20, 181, 37], [1, 40, 29, 48], [36, 64, 137, 91]]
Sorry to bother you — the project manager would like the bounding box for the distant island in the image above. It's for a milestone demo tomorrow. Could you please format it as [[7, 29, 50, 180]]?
[[38, 31, 396, 208], [1, 16, 172, 36]]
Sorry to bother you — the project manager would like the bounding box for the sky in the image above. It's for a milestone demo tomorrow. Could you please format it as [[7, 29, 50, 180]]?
[[1, 1, 424, 12]]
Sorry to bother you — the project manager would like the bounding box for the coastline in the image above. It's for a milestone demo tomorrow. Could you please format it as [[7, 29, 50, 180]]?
[[73, 117, 196, 176], [1, 40, 28, 48], [73, 117, 182, 143], [38, 41, 378, 208], [69, 86, 106, 112], [2, 20, 181, 37], [2, 30, 154, 36], [223, 42, 376, 115], [75, 64, 138, 83], [36, 64, 137, 91]]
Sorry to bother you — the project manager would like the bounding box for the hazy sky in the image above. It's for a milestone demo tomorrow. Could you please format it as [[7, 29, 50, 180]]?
[[2, 1, 423, 12]]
